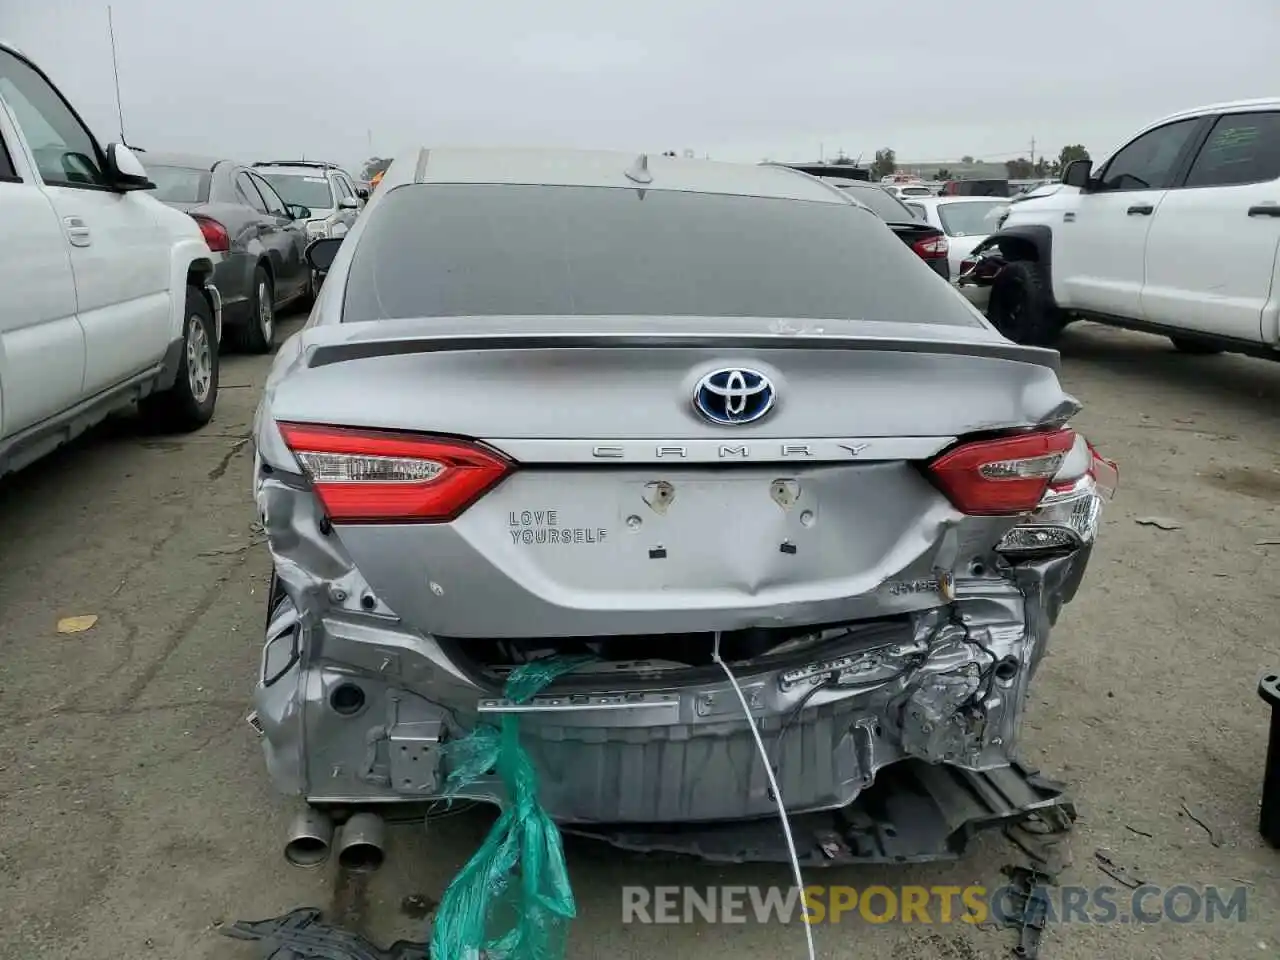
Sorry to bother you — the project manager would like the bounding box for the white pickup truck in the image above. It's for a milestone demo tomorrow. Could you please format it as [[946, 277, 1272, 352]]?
[[0, 40, 221, 476], [960, 98, 1280, 359]]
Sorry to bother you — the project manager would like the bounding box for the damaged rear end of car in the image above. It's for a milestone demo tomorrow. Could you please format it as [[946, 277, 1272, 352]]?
[[249, 156, 1117, 866]]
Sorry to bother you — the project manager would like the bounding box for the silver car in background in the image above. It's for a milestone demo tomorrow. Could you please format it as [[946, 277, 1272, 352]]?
[[252, 160, 364, 242], [251, 149, 1117, 868], [145, 153, 312, 353]]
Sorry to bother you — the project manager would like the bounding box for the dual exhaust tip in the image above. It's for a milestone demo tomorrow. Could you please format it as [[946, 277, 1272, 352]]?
[[284, 808, 385, 871]]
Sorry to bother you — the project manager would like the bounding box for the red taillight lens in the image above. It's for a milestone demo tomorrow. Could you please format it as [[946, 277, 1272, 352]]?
[[911, 234, 949, 259], [277, 423, 512, 523], [926, 428, 1077, 515], [191, 214, 230, 253]]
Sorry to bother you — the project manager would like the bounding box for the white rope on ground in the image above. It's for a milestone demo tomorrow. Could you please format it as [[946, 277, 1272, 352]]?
[[712, 631, 818, 960]]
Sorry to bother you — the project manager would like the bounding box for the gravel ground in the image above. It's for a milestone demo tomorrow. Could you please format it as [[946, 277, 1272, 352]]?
[[1, 317, 1277, 959]]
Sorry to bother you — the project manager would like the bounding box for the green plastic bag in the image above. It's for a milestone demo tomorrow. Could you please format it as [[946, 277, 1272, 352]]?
[[430, 656, 593, 960]]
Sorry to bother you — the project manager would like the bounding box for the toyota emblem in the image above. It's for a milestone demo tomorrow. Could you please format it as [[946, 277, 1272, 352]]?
[[693, 367, 776, 425]]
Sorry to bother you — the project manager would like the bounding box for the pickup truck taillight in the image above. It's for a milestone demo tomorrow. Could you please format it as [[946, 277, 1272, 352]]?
[[191, 214, 230, 253], [911, 234, 949, 259]]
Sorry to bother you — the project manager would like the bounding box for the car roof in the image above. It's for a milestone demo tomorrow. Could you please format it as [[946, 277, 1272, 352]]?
[[1149, 97, 1280, 127], [142, 151, 227, 171], [0, 38, 25, 58], [380, 147, 847, 203], [907, 196, 1008, 206], [254, 163, 340, 178], [1116, 98, 1280, 149]]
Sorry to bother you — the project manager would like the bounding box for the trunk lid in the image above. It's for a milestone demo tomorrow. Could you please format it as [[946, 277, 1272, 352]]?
[[264, 317, 1073, 638]]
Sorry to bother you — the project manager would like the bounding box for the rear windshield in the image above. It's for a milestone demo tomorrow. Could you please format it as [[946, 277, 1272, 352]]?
[[258, 172, 334, 209], [937, 200, 1007, 237], [341, 184, 981, 327], [833, 183, 915, 222], [147, 164, 210, 204]]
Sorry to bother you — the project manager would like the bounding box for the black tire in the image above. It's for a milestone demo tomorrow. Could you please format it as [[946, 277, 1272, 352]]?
[[228, 265, 275, 354], [140, 285, 219, 432], [1170, 336, 1223, 356], [987, 260, 1064, 347]]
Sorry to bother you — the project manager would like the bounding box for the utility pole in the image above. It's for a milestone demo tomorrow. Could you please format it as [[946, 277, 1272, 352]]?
[[367, 129, 374, 156], [107, 5, 127, 144], [1030, 136, 1036, 168]]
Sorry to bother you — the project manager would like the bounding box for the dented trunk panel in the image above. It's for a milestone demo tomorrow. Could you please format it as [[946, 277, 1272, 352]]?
[[332, 463, 988, 638]]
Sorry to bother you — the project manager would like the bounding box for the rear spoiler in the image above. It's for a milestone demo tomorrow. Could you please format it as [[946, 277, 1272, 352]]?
[[305, 330, 1061, 373]]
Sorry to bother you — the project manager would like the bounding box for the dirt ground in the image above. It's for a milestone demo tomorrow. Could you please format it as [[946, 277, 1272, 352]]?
[[1, 317, 1277, 959]]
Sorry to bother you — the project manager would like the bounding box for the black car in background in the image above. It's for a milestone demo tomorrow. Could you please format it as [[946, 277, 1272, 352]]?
[[939, 178, 1011, 198], [821, 179, 951, 280], [144, 153, 314, 353]]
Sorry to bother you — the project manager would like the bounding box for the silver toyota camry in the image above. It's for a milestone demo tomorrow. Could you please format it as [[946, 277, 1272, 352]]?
[[251, 148, 1117, 868]]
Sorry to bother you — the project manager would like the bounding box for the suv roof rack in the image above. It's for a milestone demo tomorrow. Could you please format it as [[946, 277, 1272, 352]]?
[[253, 160, 342, 171]]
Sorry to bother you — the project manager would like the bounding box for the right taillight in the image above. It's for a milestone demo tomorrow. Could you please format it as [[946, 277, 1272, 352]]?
[[277, 423, 513, 523], [926, 428, 1077, 515], [191, 214, 230, 253], [996, 435, 1119, 555]]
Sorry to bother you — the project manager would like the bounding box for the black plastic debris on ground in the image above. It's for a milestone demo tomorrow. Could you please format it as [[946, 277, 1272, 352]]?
[[221, 907, 428, 960]]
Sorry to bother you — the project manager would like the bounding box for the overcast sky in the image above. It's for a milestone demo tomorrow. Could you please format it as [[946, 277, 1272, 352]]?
[[2, 0, 1275, 174]]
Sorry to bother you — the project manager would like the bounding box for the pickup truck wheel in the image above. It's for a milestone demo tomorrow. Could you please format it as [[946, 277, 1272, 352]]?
[[988, 260, 1063, 347], [1170, 337, 1223, 355], [140, 285, 219, 432], [228, 267, 275, 354]]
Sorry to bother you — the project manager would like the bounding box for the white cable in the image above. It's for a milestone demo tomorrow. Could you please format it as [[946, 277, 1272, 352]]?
[[712, 631, 817, 960]]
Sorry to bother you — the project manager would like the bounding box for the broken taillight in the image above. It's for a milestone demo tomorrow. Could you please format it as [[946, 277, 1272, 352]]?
[[277, 423, 513, 522], [996, 435, 1119, 554], [926, 428, 1077, 515]]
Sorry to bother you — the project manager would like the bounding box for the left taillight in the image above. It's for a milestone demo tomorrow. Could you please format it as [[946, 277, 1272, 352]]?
[[191, 214, 230, 253], [277, 423, 513, 523], [926, 428, 1077, 515], [911, 234, 949, 259]]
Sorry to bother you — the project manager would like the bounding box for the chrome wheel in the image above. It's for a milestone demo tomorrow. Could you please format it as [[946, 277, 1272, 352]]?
[[186, 315, 213, 404], [258, 280, 274, 343]]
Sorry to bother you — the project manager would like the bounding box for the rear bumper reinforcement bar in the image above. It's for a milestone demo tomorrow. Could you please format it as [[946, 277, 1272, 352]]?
[[560, 759, 1074, 865]]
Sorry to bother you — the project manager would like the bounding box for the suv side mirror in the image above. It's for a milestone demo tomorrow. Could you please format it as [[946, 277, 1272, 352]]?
[[306, 237, 343, 275], [1062, 158, 1092, 189], [338, 196, 360, 211], [286, 204, 312, 220], [356, 187, 370, 200], [106, 143, 155, 191]]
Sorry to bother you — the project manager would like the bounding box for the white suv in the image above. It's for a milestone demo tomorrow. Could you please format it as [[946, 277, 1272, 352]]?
[[252, 161, 364, 241], [0, 40, 221, 476], [961, 99, 1280, 358]]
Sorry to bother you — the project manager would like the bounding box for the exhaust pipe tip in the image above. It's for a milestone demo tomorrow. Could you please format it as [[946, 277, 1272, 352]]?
[[336, 811, 386, 872], [284, 808, 334, 868]]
